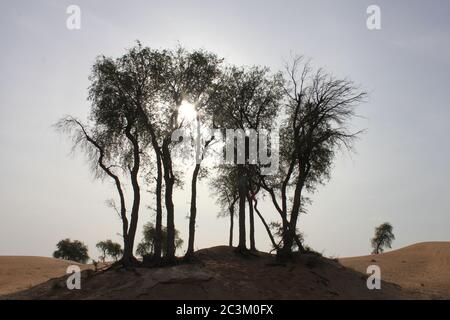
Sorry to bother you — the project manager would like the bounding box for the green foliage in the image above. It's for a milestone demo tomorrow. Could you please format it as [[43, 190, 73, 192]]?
[[371, 222, 395, 254], [96, 240, 123, 262], [207, 65, 284, 131], [136, 223, 184, 257], [53, 239, 89, 264]]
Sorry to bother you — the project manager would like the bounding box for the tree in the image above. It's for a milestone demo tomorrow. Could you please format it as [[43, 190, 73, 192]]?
[[210, 166, 239, 246], [53, 239, 89, 264], [136, 222, 184, 258], [250, 186, 278, 251], [260, 57, 366, 259], [155, 47, 221, 261], [184, 107, 216, 259], [57, 43, 221, 265], [371, 222, 395, 254], [107, 241, 123, 261], [56, 45, 153, 266], [127, 45, 222, 262], [96, 240, 123, 262], [88, 52, 149, 265], [208, 66, 284, 253], [96, 241, 109, 262]]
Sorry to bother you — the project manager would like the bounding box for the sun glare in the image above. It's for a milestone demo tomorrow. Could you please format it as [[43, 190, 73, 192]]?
[[178, 101, 197, 123]]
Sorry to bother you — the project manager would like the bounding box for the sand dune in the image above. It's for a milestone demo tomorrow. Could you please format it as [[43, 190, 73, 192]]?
[[1, 242, 449, 299], [1, 246, 428, 300], [340, 241, 450, 299], [0, 256, 89, 296]]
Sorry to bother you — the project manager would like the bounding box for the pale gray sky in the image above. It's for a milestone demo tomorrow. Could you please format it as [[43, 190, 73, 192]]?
[[0, 0, 449, 258]]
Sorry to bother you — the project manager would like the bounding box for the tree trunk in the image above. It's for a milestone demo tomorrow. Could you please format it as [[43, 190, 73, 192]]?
[[112, 177, 129, 263], [253, 197, 278, 250], [229, 205, 234, 246], [162, 140, 176, 262], [247, 194, 256, 251], [185, 164, 201, 258], [294, 234, 306, 253], [375, 241, 381, 254], [134, 101, 163, 262], [237, 166, 247, 252], [77, 121, 130, 266], [122, 127, 141, 266], [153, 152, 163, 261], [279, 177, 303, 260]]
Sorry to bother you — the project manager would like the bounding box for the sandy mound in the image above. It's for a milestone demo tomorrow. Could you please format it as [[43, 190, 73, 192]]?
[[340, 242, 450, 299], [2, 246, 430, 300], [0, 256, 90, 296]]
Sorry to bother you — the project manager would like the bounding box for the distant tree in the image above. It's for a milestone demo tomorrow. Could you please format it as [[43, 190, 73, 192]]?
[[96, 241, 109, 262], [107, 241, 123, 261], [136, 223, 183, 258], [96, 240, 123, 262], [53, 239, 89, 264], [371, 222, 395, 254]]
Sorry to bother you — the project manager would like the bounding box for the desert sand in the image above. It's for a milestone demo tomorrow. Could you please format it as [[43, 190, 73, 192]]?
[[0, 256, 90, 296], [0, 245, 435, 300], [340, 241, 450, 299], [0, 242, 448, 299]]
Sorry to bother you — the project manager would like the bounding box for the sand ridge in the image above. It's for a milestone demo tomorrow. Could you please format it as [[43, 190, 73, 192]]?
[[340, 241, 450, 298]]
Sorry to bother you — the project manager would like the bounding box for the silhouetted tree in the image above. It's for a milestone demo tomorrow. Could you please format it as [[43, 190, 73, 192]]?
[[210, 166, 239, 246], [250, 185, 278, 251], [56, 46, 151, 266], [136, 222, 183, 257], [107, 241, 123, 261], [158, 48, 221, 262], [128, 45, 222, 262], [260, 57, 366, 260], [208, 66, 284, 253], [53, 239, 89, 264], [96, 240, 123, 262], [96, 241, 108, 262], [116, 44, 165, 262], [56, 42, 367, 265], [371, 222, 395, 254], [56, 117, 134, 265], [183, 111, 216, 259]]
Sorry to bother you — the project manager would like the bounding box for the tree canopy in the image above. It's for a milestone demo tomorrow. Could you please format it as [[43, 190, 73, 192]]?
[[57, 42, 366, 265], [96, 240, 123, 262], [371, 222, 395, 254], [53, 239, 89, 264]]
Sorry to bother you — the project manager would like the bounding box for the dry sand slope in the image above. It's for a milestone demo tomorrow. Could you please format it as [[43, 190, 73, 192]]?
[[1, 246, 437, 300], [340, 242, 450, 299], [0, 256, 90, 296]]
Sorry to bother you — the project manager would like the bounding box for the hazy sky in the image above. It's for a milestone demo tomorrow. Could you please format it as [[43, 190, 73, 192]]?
[[1, 0, 449, 259]]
